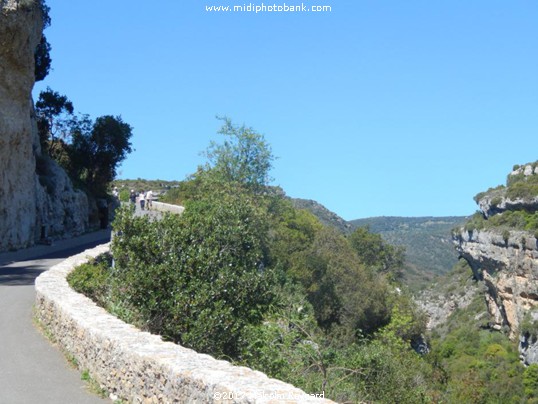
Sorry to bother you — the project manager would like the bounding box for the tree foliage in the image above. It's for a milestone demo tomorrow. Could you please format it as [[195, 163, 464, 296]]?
[[111, 184, 275, 357], [35, 87, 74, 149], [203, 117, 274, 190], [70, 115, 133, 196], [34, 35, 52, 82], [34, 1, 51, 82], [35, 89, 133, 197], [349, 226, 405, 279]]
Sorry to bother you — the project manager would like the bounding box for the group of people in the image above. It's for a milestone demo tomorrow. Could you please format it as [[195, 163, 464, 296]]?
[[129, 189, 153, 210]]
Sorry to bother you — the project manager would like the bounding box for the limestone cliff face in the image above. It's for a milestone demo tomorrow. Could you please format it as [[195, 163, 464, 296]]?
[[454, 162, 538, 363], [454, 229, 538, 337], [0, 1, 88, 251]]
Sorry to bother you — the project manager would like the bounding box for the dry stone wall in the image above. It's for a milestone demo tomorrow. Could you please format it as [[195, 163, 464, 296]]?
[[151, 201, 185, 215], [35, 244, 333, 403]]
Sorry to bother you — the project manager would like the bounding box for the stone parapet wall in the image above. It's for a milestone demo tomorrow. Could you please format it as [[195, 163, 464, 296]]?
[[151, 201, 185, 215], [35, 244, 332, 403]]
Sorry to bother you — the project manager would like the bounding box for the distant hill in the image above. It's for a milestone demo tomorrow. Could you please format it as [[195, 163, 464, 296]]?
[[290, 198, 352, 234], [289, 199, 467, 290], [349, 216, 467, 290]]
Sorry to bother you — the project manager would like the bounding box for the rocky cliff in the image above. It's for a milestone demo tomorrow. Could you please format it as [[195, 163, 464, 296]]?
[[454, 229, 538, 335], [0, 0, 88, 251], [454, 162, 538, 363]]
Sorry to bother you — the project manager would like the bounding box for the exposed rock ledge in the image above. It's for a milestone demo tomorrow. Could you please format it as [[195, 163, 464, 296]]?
[[478, 194, 538, 219], [35, 244, 332, 403], [455, 229, 538, 339]]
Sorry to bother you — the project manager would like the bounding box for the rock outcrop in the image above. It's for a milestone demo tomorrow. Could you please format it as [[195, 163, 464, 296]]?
[[454, 229, 538, 337], [0, 0, 88, 251], [454, 162, 538, 363], [477, 163, 538, 218]]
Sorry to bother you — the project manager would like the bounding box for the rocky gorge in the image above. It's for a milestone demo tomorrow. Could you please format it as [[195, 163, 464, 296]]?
[[0, 0, 88, 252]]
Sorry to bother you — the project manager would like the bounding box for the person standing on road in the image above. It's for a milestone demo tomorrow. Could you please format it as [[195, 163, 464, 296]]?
[[139, 190, 146, 211], [129, 189, 136, 210], [146, 190, 153, 210]]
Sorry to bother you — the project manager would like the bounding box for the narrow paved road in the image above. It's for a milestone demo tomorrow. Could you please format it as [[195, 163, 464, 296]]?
[[0, 230, 111, 404]]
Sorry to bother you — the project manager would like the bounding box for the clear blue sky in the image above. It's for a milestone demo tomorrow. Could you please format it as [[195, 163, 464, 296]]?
[[34, 0, 538, 220]]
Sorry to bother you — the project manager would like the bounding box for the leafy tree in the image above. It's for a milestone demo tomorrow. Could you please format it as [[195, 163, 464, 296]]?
[[349, 226, 405, 279], [70, 115, 133, 196], [35, 87, 74, 150], [34, 1, 51, 82], [203, 117, 275, 190], [34, 35, 51, 82], [35, 88, 133, 197], [289, 226, 392, 336]]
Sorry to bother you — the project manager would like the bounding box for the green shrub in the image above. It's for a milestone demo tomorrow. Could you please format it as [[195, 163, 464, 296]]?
[[520, 312, 538, 340], [524, 364, 538, 399], [491, 197, 502, 207], [111, 186, 276, 358], [473, 185, 505, 203], [67, 255, 111, 303], [507, 173, 526, 187], [118, 188, 130, 202], [463, 212, 486, 232], [506, 181, 538, 200]]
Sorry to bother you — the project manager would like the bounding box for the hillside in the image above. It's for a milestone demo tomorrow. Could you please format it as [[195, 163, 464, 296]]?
[[290, 198, 351, 234], [349, 216, 467, 290], [287, 198, 466, 291]]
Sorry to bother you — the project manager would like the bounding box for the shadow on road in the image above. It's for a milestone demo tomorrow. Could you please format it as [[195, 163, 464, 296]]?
[[0, 237, 111, 286], [0, 263, 49, 286]]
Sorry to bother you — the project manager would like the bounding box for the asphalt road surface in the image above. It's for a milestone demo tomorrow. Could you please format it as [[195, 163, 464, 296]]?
[[0, 230, 111, 404]]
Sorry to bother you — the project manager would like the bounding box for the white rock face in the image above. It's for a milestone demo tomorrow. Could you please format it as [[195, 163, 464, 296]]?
[[0, 1, 89, 251], [0, 1, 42, 250]]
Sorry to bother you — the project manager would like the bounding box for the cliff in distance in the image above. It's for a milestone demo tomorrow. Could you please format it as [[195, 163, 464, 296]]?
[[0, 1, 88, 251], [454, 162, 538, 364]]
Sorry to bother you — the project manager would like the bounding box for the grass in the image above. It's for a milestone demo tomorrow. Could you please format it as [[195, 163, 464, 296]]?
[[81, 370, 109, 399]]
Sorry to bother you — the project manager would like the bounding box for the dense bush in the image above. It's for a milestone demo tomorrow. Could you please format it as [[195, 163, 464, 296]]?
[[111, 185, 275, 357], [67, 254, 111, 303]]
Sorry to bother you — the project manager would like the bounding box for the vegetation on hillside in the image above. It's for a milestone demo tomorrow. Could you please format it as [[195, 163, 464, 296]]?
[[474, 161, 538, 205], [350, 216, 466, 290], [426, 265, 528, 402], [466, 161, 538, 237], [70, 119, 436, 402], [290, 198, 351, 234]]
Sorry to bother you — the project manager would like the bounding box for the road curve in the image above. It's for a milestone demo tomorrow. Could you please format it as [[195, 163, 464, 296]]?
[[0, 230, 111, 404]]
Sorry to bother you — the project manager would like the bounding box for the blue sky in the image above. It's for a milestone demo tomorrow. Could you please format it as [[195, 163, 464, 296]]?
[[34, 0, 538, 220]]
